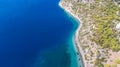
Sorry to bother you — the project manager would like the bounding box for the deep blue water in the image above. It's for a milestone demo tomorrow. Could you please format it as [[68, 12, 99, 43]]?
[[0, 0, 79, 67]]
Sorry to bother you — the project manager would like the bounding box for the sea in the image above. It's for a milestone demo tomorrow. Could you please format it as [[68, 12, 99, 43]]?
[[0, 0, 81, 67]]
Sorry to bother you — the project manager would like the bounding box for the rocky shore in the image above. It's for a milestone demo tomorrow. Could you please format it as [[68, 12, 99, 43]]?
[[59, 1, 87, 67]]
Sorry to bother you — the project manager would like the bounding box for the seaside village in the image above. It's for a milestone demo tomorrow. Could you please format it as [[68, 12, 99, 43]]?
[[59, 0, 120, 67]]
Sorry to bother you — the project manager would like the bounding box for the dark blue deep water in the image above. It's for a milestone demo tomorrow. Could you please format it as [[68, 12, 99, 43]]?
[[0, 0, 79, 67]]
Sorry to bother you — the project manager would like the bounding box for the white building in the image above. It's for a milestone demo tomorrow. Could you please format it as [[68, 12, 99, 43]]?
[[116, 23, 120, 29]]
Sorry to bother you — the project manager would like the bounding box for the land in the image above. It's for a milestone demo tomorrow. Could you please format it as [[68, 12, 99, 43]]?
[[59, 0, 120, 67]]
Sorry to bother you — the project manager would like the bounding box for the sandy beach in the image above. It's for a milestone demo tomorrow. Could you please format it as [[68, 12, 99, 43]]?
[[59, 2, 87, 67]]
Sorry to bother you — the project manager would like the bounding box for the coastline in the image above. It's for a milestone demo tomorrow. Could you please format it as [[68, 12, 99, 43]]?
[[58, 2, 86, 67]]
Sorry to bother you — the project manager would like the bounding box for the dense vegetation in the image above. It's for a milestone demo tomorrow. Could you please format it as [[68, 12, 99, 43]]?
[[90, 1, 120, 51], [94, 58, 104, 67]]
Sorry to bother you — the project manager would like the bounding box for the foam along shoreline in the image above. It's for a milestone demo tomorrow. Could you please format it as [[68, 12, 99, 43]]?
[[58, 1, 87, 67]]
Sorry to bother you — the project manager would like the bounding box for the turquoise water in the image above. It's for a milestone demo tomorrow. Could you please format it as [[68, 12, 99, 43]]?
[[37, 9, 80, 67], [64, 10, 83, 67], [63, 11, 79, 67]]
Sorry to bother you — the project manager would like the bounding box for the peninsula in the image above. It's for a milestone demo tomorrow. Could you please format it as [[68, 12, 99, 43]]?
[[59, 0, 120, 67]]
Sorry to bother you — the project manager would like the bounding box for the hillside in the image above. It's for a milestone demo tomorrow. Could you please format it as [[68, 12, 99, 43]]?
[[59, 0, 120, 67]]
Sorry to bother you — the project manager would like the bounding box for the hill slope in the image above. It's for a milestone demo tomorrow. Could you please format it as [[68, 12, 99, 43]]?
[[59, 0, 120, 67]]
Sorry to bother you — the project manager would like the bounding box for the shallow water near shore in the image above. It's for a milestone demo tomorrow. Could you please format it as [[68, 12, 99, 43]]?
[[0, 0, 81, 67]]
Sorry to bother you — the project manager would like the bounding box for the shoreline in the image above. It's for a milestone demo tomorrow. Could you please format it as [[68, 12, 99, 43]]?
[[58, 2, 86, 67]]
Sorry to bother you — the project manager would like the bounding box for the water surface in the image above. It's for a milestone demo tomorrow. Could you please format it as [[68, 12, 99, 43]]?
[[0, 0, 80, 67]]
